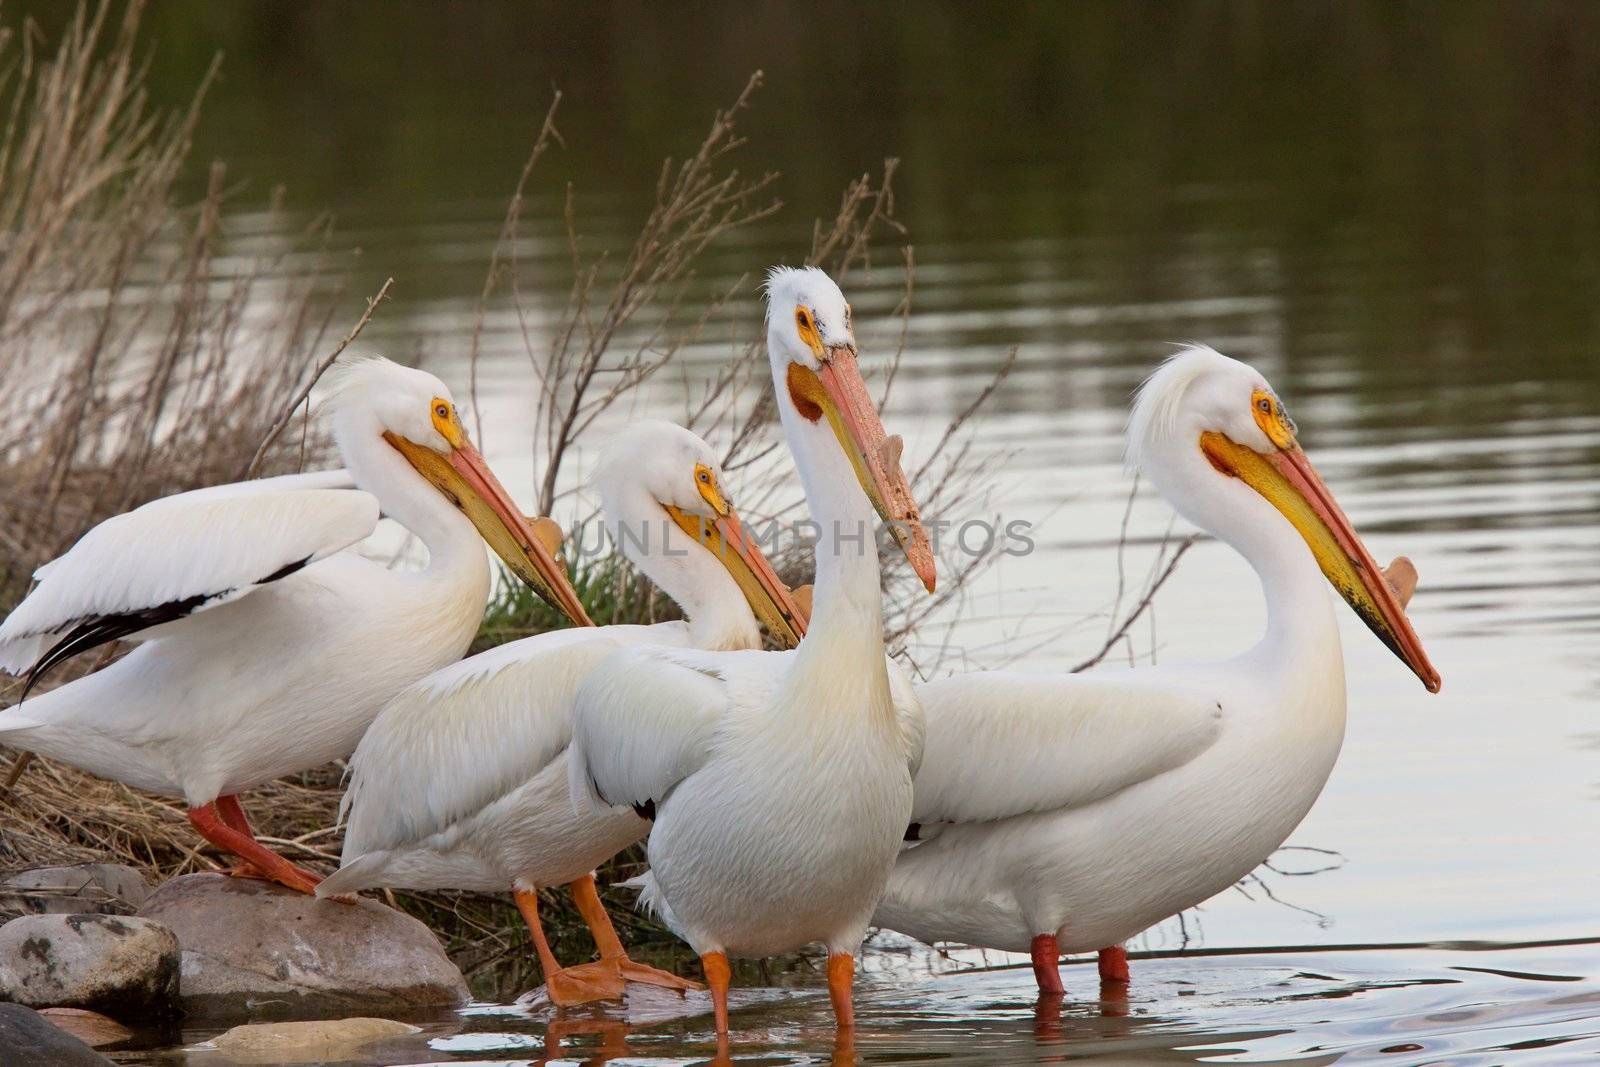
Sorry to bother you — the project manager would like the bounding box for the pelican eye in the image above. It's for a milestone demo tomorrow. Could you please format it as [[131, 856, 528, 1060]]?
[[691, 462, 729, 515], [434, 402, 451, 419], [793, 305, 825, 359], [1251, 389, 1297, 450]]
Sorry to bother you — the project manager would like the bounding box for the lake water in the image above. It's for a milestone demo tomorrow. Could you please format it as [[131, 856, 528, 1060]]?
[[136, 939, 1600, 1065], [88, 3, 1600, 1062]]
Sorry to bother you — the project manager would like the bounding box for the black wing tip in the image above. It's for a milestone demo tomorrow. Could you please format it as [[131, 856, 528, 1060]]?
[[632, 799, 657, 822], [17, 554, 314, 695]]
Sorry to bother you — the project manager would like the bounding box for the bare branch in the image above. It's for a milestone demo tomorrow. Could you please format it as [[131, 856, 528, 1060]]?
[[243, 278, 393, 479], [466, 91, 563, 444], [1071, 536, 1196, 673]]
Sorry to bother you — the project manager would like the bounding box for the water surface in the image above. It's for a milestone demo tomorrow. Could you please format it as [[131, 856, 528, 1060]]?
[[130, 940, 1600, 1065], [94, 3, 1600, 1061]]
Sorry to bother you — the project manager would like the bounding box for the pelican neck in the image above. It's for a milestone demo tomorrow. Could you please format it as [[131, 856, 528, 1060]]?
[[602, 478, 760, 651], [339, 429, 486, 581], [771, 358, 889, 683]]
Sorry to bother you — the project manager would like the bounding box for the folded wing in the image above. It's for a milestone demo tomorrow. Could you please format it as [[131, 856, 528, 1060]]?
[[568, 645, 739, 817], [910, 670, 1225, 826], [0, 473, 376, 679], [339, 626, 666, 859]]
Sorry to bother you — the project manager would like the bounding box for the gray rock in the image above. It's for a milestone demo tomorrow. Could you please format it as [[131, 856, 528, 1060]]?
[[0, 865, 151, 919], [0, 914, 179, 1019], [137, 873, 468, 1021], [0, 1003, 117, 1065]]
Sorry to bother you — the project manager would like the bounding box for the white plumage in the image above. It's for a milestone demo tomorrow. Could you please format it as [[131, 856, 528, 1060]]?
[[571, 640, 922, 954], [872, 346, 1439, 990], [905, 671, 1222, 827], [569, 268, 938, 1034], [0, 479, 372, 675], [0, 356, 586, 894], [322, 420, 807, 1005], [332, 626, 659, 893]]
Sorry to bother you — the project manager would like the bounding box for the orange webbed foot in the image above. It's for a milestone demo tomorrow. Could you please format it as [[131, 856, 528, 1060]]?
[[223, 861, 322, 896], [544, 959, 627, 1006], [617, 956, 703, 993]]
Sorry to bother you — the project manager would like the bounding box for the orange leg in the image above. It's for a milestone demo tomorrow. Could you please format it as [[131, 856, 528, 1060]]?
[[827, 953, 855, 1031], [569, 874, 701, 993], [1098, 945, 1131, 1019], [187, 801, 322, 895], [702, 951, 731, 1035], [1098, 944, 1130, 984], [513, 888, 624, 1006], [1030, 933, 1065, 995], [215, 794, 253, 834], [213, 795, 273, 882]]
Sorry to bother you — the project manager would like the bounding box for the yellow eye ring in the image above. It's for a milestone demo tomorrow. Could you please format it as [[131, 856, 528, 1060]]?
[[691, 462, 729, 515], [793, 305, 824, 358], [1251, 389, 1297, 450]]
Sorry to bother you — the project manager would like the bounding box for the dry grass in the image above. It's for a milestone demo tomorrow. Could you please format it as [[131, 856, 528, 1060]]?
[[0, 0, 349, 610], [0, 4, 1194, 1003], [0, 0, 350, 874], [0, 9, 1024, 995]]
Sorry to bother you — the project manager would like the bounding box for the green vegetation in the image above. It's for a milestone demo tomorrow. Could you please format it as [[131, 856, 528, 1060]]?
[[0, 2, 1010, 1001]]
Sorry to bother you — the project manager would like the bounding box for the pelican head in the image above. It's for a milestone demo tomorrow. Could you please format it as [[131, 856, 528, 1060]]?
[[1129, 345, 1439, 692], [764, 266, 936, 592], [324, 355, 592, 627], [596, 420, 808, 647]]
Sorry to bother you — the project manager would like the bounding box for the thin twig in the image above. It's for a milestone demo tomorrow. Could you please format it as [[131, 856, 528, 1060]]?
[[1071, 537, 1196, 673], [242, 277, 393, 479]]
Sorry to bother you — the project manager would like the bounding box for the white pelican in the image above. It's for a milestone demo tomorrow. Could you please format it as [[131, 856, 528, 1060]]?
[[318, 419, 809, 1005], [871, 345, 1440, 993], [0, 355, 590, 894], [568, 267, 937, 1034]]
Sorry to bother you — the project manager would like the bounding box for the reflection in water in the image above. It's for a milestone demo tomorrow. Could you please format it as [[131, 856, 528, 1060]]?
[[70, 4, 1600, 1062], [113, 0, 1599, 959], [539, 1017, 631, 1064], [289, 942, 1579, 1067]]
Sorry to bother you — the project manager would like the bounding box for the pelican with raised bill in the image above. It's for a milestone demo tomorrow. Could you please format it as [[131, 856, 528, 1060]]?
[[872, 345, 1440, 993], [568, 268, 936, 1036], [319, 419, 808, 1005], [0, 355, 591, 894]]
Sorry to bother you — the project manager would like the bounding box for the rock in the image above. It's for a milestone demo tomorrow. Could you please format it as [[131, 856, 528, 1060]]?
[[0, 1003, 117, 1065], [0, 913, 179, 1019], [36, 1008, 134, 1049], [207, 1018, 421, 1063], [0, 865, 151, 919], [137, 873, 468, 1020]]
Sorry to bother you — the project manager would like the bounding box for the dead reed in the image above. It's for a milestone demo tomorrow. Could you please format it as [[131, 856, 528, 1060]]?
[[0, 0, 350, 864], [0, 4, 1198, 1001], [0, 0, 350, 612]]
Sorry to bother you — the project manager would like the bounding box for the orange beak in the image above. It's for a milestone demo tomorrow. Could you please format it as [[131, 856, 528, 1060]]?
[[1202, 431, 1440, 692], [385, 431, 594, 628], [666, 502, 809, 647], [798, 345, 937, 592]]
